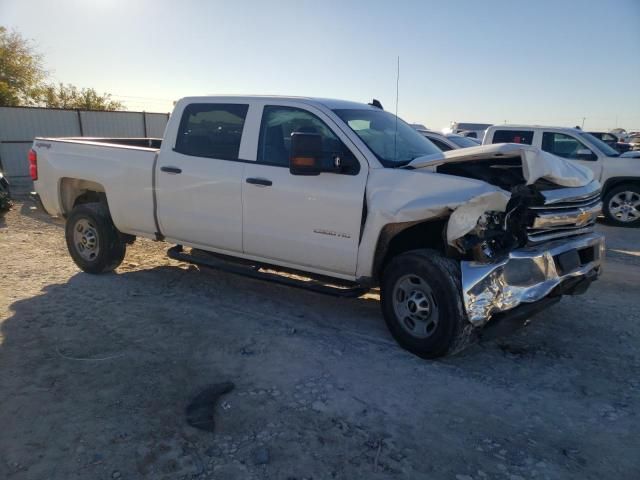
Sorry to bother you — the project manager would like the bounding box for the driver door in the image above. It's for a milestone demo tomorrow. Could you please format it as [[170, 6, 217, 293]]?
[[241, 105, 367, 278]]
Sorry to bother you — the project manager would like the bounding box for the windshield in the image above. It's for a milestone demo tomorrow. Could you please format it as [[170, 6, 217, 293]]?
[[579, 132, 619, 157], [447, 135, 480, 148], [333, 109, 441, 166]]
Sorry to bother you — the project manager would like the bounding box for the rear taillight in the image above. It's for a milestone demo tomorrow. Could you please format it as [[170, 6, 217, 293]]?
[[28, 149, 38, 181]]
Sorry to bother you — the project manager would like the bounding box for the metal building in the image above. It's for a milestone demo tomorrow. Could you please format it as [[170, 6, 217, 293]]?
[[0, 106, 170, 193]]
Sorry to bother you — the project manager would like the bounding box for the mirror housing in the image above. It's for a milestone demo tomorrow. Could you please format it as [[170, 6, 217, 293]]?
[[575, 148, 597, 161], [289, 132, 325, 175]]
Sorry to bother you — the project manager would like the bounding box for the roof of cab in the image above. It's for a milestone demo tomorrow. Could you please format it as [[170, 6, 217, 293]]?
[[177, 95, 378, 111]]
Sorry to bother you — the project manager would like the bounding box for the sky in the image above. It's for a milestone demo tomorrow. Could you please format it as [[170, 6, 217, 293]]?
[[2, 0, 639, 131]]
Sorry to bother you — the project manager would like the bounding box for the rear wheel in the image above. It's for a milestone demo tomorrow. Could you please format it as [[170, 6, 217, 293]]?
[[65, 203, 126, 273], [380, 249, 474, 358], [603, 184, 640, 227]]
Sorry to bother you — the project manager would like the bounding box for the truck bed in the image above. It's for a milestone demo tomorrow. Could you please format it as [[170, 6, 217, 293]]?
[[32, 137, 161, 237]]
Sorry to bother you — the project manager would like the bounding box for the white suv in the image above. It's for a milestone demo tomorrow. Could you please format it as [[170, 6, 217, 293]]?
[[484, 125, 640, 227]]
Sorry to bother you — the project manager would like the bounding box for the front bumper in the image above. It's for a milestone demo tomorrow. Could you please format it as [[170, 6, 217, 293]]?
[[461, 233, 605, 326]]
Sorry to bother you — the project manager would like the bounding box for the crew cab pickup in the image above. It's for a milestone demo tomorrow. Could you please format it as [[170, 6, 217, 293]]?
[[484, 125, 640, 227], [32, 96, 604, 358]]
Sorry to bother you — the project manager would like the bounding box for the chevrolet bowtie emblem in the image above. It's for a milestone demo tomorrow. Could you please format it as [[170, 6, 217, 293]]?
[[576, 209, 592, 227]]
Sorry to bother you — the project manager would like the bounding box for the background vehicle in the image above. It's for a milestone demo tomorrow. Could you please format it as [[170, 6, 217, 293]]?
[[627, 133, 640, 151], [416, 130, 481, 151], [588, 131, 631, 153], [32, 96, 603, 358], [0, 170, 12, 215], [446, 122, 492, 140], [484, 125, 640, 227]]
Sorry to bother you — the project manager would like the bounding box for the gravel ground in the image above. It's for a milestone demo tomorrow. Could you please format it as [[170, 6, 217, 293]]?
[[1, 199, 639, 480]]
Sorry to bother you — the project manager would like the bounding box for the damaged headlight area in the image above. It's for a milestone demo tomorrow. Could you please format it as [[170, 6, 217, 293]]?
[[452, 210, 518, 261], [451, 185, 546, 262]]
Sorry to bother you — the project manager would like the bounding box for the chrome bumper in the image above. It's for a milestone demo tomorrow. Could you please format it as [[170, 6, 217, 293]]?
[[461, 233, 605, 326]]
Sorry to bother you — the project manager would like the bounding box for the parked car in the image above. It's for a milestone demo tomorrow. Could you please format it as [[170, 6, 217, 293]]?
[[417, 130, 481, 151], [610, 128, 629, 142], [484, 125, 640, 226], [627, 134, 640, 151], [32, 96, 603, 358], [588, 131, 631, 153], [447, 122, 492, 140]]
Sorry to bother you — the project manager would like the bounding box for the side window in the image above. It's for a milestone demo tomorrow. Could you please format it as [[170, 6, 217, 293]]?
[[491, 130, 534, 145], [428, 137, 453, 151], [258, 106, 351, 168], [175, 103, 249, 160], [541, 132, 592, 160]]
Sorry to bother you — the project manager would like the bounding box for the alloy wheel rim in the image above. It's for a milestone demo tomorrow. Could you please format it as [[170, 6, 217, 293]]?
[[609, 191, 640, 222]]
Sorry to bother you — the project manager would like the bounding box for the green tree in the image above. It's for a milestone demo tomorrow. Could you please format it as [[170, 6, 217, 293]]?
[[0, 26, 125, 110], [41, 83, 124, 111], [0, 26, 47, 106]]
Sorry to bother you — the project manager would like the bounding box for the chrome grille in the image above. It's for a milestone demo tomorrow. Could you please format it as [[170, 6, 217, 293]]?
[[527, 182, 601, 244]]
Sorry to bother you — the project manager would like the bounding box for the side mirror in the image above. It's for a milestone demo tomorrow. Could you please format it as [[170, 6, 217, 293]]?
[[289, 132, 324, 176], [575, 148, 597, 161]]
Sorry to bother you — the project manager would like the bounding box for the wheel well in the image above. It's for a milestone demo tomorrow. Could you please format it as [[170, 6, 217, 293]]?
[[373, 217, 449, 281], [59, 178, 136, 244], [602, 177, 640, 196], [59, 178, 107, 215]]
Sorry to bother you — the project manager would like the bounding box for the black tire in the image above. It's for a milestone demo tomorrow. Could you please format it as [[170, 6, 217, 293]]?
[[380, 249, 474, 358], [602, 184, 640, 227], [65, 202, 126, 273]]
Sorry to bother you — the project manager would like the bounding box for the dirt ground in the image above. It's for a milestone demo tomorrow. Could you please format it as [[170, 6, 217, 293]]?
[[1, 199, 639, 480]]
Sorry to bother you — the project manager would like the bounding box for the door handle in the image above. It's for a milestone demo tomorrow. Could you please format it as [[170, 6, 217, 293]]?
[[246, 177, 272, 187], [161, 166, 182, 174]]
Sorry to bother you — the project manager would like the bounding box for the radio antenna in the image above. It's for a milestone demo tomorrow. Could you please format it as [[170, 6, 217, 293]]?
[[394, 56, 400, 162]]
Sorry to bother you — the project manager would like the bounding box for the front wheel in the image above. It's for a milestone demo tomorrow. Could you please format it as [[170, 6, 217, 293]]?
[[602, 184, 640, 227], [65, 203, 126, 273], [380, 249, 474, 358]]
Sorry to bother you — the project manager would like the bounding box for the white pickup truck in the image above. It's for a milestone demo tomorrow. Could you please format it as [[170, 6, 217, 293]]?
[[32, 96, 604, 358], [483, 125, 640, 227]]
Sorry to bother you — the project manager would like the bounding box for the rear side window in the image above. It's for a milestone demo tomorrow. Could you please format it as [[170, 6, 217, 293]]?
[[175, 103, 249, 160], [491, 130, 534, 145]]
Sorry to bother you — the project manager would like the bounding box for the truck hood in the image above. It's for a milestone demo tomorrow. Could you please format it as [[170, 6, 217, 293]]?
[[406, 143, 594, 187], [368, 143, 595, 247]]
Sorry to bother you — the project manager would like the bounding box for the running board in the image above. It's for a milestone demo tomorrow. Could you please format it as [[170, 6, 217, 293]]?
[[167, 245, 369, 298]]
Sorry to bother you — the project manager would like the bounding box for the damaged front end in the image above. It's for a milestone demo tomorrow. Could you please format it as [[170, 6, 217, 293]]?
[[452, 180, 604, 327], [462, 232, 604, 326], [422, 145, 605, 327]]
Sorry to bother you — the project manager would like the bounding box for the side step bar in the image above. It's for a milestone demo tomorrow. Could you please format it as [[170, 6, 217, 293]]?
[[167, 245, 369, 298]]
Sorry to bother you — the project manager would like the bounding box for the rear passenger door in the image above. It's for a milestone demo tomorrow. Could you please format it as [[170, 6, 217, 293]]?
[[241, 105, 368, 278], [156, 102, 248, 252]]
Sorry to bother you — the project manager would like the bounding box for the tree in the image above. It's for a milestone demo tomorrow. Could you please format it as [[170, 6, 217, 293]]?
[[41, 83, 124, 111], [0, 26, 125, 110], [0, 26, 47, 106]]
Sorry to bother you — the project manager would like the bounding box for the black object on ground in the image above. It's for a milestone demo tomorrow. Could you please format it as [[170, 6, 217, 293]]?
[[185, 382, 235, 432]]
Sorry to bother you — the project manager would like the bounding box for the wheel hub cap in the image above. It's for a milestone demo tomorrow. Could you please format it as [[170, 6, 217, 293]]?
[[73, 218, 99, 261], [392, 274, 439, 339]]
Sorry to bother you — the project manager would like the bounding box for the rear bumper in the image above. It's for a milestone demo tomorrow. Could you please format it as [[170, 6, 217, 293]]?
[[461, 233, 605, 327]]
